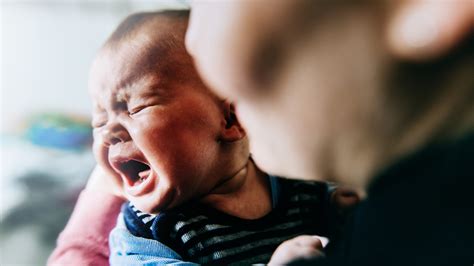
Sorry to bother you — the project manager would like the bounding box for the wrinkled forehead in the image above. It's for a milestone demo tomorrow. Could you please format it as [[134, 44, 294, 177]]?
[[88, 37, 193, 101]]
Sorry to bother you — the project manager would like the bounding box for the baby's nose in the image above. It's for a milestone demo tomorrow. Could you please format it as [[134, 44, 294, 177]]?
[[102, 122, 131, 145]]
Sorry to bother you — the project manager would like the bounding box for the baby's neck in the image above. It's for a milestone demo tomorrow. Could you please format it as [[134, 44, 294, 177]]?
[[201, 161, 272, 220]]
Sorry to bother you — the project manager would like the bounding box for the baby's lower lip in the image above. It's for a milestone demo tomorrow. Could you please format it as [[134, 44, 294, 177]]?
[[125, 170, 156, 197]]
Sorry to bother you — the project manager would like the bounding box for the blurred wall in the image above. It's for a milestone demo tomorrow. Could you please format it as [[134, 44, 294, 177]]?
[[0, 1, 188, 265], [1, 0, 187, 133]]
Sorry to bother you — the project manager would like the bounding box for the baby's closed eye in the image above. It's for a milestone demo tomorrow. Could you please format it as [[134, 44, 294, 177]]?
[[128, 104, 158, 116]]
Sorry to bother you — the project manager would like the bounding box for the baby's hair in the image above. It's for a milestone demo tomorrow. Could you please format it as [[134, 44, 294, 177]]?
[[106, 10, 190, 49], [101, 9, 203, 87]]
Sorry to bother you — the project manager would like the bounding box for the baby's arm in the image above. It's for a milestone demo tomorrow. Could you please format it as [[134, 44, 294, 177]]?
[[48, 166, 124, 266]]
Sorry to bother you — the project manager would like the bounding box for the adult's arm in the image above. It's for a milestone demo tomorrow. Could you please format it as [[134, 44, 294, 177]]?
[[48, 166, 125, 266], [47, 189, 123, 266]]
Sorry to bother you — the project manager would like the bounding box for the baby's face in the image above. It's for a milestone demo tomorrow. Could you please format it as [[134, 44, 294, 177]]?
[[90, 46, 227, 213]]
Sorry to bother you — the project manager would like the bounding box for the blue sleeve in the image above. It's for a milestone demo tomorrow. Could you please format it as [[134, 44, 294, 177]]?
[[109, 213, 198, 266]]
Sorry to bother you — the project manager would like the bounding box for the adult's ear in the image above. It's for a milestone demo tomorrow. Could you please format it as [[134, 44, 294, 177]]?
[[219, 101, 246, 142], [386, 0, 473, 61]]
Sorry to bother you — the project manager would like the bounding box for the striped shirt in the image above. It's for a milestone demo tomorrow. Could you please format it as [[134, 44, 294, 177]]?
[[123, 176, 332, 265]]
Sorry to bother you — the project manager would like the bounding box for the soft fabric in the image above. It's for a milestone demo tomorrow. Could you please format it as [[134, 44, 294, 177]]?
[[110, 213, 197, 265], [47, 189, 123, 266], [111, 176, 335, 265]]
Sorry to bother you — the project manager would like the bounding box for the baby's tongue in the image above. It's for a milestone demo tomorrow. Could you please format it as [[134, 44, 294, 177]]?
[[138, 169, 151, 181]]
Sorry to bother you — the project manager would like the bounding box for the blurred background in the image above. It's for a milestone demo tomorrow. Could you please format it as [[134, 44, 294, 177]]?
[[0, 1, 188, 264]]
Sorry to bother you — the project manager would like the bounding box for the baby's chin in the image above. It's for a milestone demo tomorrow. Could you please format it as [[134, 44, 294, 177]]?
[[127, 187, 178, 214]]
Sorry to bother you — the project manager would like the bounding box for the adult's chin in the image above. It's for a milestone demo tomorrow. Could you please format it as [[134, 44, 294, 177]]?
[[251, 147, 288, 177], [252, 143, 324, 182]]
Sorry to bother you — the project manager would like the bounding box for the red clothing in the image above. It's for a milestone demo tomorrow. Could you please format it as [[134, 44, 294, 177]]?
[[48, 189, 123, 266]]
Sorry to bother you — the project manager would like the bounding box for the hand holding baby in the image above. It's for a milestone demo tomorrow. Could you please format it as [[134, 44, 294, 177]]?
[[85, 165, 126, 199], [269, 187, 359, 264]]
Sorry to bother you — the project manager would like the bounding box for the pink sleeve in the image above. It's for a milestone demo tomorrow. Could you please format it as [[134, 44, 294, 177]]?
[[47, 189, 124, 266]]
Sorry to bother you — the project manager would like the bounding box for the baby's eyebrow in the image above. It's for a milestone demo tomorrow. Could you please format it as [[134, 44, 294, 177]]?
[[112, 74, 152, 103], [116, 88, 129, 102], [125, 74, 166, 97]]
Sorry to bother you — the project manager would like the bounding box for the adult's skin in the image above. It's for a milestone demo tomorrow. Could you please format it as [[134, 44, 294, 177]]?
[[186, 0, 473, 189], [185, 1, 474, 265]]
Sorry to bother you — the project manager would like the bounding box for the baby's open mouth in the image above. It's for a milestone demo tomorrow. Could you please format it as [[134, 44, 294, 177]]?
[[116, 160, 152, 186]]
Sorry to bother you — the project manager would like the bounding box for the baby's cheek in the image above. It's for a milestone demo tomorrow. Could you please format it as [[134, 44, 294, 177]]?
[[91, 135, 113, 172], [92, 133, 104, 159]]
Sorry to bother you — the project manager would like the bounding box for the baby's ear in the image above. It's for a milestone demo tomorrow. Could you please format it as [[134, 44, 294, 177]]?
[[219, 101, 246, 142]]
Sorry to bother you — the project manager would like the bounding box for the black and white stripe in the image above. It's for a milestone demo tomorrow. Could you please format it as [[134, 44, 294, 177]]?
[[130, 202, 157, 228], [124, 178, 331, 265]]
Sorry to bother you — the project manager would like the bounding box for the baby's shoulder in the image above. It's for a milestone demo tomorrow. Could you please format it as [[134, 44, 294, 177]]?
[[275, 177, 331, 199]]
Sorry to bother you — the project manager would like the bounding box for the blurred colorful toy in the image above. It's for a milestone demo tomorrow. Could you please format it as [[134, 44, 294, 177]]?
[[24, 113, 92, 150]]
